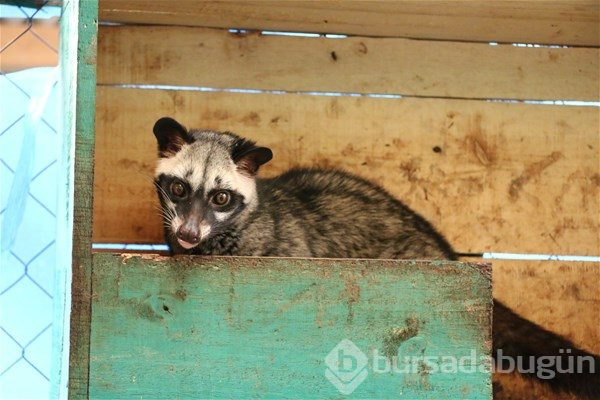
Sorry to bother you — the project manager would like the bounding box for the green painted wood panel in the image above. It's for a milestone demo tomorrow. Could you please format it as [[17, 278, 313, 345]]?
[[90, 254, 492, 399], [59, 0, 98, 399]]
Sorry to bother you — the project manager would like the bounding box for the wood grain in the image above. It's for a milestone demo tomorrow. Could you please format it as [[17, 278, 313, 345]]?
[[98, 0, 600, 46], [491, 260, 600, 355], [93, 87, 599, 256], [97, 25, 600, 101], [63, 1, 98, 399], [90, 254, 492, 398]]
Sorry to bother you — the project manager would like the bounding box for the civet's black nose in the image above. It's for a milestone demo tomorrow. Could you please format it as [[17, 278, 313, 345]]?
[[176, 225, 200, 244]]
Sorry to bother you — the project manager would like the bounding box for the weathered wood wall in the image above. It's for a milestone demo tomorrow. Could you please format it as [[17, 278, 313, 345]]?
[[97, 26, 599, 101], [94, 87, 599, 255], [90, 254, 492, 398], [98, 0, 600, 46], [94, 26, 600, 253], [493, 260, 600, 355], [92, 0, 600, 369]]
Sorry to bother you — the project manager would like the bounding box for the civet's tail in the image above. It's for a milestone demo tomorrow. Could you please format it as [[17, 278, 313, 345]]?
[[493, 301, 599, 399]]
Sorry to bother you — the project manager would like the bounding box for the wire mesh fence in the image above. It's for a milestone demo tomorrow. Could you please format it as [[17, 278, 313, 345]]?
[[0, 2, 61, 398]]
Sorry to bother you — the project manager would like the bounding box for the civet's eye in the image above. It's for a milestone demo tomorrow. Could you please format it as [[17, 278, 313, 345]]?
[[212, 191, 230, 206], [170, 181, 186, 198]]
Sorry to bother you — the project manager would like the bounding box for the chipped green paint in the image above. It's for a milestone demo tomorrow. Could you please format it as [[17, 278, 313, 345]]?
[[90, 254, 492, 399]]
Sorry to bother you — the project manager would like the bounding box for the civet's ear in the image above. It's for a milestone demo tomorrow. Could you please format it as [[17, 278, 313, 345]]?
[[230, 138, 273, 176], [153, 117, 191, 157]]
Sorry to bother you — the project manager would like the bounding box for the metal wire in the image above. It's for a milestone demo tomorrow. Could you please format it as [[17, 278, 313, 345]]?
[[0, 1, 60, 396]]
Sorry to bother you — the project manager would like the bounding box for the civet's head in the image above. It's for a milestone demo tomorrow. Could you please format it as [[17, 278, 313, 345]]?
[[153, 117, 272, 250]]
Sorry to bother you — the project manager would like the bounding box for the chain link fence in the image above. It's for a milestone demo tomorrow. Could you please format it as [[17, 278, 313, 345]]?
[[1, 2, 62, 398]]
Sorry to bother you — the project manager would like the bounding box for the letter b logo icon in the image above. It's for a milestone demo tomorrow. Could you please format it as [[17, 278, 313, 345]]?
[[339, 348, 358, 372], [325, 340, 368, 395]]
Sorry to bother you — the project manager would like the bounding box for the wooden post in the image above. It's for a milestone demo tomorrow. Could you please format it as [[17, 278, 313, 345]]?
[[57, 0, 98, 398]]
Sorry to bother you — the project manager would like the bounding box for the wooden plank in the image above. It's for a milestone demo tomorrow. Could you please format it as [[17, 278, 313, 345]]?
[[491, 258, 600, 398], [492, 260, 600, 356], [98, 0, 600, 47], [489, 259, 600, 400], [62, 1, 98, 399], [93, 87, 599, 256], [0, 18, 59, 73], [90, 253, 492, 398], [97, 25, 600, 102]]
